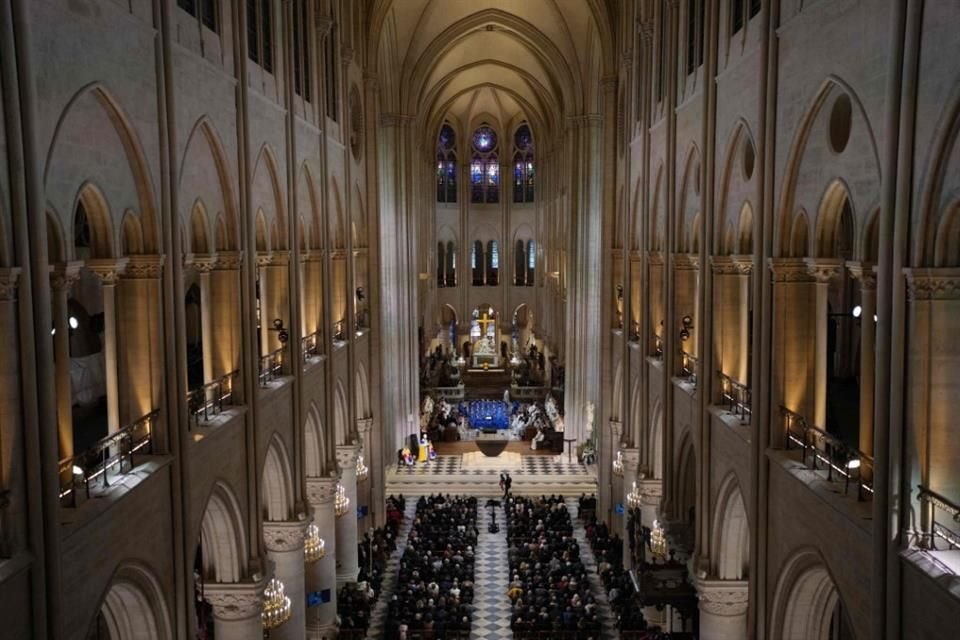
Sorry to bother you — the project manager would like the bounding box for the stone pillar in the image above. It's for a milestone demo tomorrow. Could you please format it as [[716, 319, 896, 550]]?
[[50, 262, 82, 458], [259, 252, 291, 356], [848, 262, 877, 458], [694, 578, 749, 640], [87, 258, 129, 434], [804, 259, 843, 429], [305, 477, 338, 639], [356, 417, 374, 532], [606, 419, 624, 530], [335, 444, 360, 584], [674, 254, 699, 363], [621, 448, 640, 569], [638, 478, 664, 530], [264, 520, 309, 640], [120, 256, 165, 424], [188, 255, 217, 387], [212, 252, 244, 384], [204, 582, 265, 640], [711, 257, 752, 388]]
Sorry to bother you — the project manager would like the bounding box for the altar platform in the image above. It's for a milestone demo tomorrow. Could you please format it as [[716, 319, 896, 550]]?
[[385, 454, 597, 497]]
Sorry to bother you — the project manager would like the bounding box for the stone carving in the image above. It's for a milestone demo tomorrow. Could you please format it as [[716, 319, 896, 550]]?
[[905, 268, 960, 300], [768, 258, 812, 283], [86, 258, 129, 285], [695, 579, 749, 617], [306, 476, 339, 505], [204, 583, 264, 620], [711, 255, 753, 275], [804, 258, 844, 283], [336, 444, 360, 471], [846, 262, 877, 290], [124, 255, 165, 279], [263, 520, 308, 553]]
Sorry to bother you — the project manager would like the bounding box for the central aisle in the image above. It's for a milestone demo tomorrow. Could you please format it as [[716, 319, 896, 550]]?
[[470, 501, 512, 639]]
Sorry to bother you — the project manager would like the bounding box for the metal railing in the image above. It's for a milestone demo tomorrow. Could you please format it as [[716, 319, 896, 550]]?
[[187, 371, 239, 429], [781, 406, 874, 500], [258, 347, 285, 386], [718, 372, 751, 421], [680, 351, 698, 385], [58, 410, 159, 505], [301, 331, 320, 360], [917, 485, 960, 552]]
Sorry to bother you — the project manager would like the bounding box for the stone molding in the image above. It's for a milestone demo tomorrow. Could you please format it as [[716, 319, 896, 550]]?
[[204, 582, 265, 620], [357, 418, 374, 436], [185, 253, 217, 274], [86, 258, 130, 285], [711, 255, 753, 275], [803, 258, 844, 283], [49, 262, 83, 290], [299, 249, 325, 263], [214, 251, 244, 271], [379, 112, 415, 128], [124, 255, 165, 279], [336, 443, 361, 471], [263, 519, 309, 553], [647, 251, 664, 266], [846, 261, 877, 290], [306, 476, 339, 505], [768, 258, 812, 283], [0, 268, 21, 301], [904, 268, 960, 300], [694, 578, 749, 617], [257, 251, 290, 268], [621, 448, 641, 472], [674, 253, 699, 270], [609, 419, 623, 443]]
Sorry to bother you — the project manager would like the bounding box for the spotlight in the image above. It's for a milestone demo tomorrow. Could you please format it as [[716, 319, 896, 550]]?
[[72, 465, 84, 476], [852, 305, 862, 318], [69, 316, 79, 329], [50, 327, 56, 336], [847, 459, 861, 470], [873, 314, 878, 323]]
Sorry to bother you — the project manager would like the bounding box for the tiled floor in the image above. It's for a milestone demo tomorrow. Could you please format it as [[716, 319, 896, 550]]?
[[471, 501, 512, 639], [366, 500, 417, 640], [394, 455, 590, 477]]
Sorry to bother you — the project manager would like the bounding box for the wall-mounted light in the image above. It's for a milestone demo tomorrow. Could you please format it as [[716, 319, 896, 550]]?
[[680, 315, 694, 342], [69, 316, 79, 329], [852, 305, 862, 318], [271, 318, 289, 344]]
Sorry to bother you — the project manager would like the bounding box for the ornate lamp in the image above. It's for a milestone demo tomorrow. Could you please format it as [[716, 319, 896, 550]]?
[[613, 450, 624, 477], [334, 483, 350, 517], [650, 519, 668, 559], [262, 577, 292, 629], [626, 481, 643, 510], [356, 455, 369, 482], [304, 524, 326, 563]]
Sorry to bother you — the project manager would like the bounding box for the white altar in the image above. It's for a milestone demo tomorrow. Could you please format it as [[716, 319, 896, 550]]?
[[471, 336, 500, 368]]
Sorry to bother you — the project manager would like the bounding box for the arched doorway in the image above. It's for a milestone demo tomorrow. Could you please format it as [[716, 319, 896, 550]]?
[[87, 564, 172, 640], [773, 550, 856, 640]]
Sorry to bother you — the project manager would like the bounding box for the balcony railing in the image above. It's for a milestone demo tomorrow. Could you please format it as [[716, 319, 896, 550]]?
[[718, 372, 751, 422], [258, 347, 285, 386], [301, 331, 320, 361], [187, 371, 239, 429], [782, 406, 873, 501], [680, 351, 698, 385], [58, 410, 159, 505], [917, 485, 960, 552]]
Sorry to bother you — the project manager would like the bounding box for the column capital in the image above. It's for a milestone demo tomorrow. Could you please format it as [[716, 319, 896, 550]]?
[[693, 578, 749, 617], [49, 262, 83, 290], [214, 250, 244, 271], [768, 257, 812, 283], [904, 267, 960, 300], [299, 249, 325, 264], [647, 251, 664, 266], [803, 257, 844, 283], [608, 419, 623, 441], [257, 251, 289, 268], [124, 255, 165, 279], [86, 257, 130, 284], [674, 253, 699, 270], [621, 448, 641, 472], [203, 581, 265, 621], [356, 417, 374, 436], [845, 261, 877, 289], [336, 443, 361, 470], [306, 476, 339, 505], [711, 255, 752, 275], [185, 253, 217, 273], [263, 519, 309, 553], [0, 268, 21, 301]]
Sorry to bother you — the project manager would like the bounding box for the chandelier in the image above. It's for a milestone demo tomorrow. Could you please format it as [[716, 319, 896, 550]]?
[[304, 524, 325, 563], [650, 519, 668, 559], [356, 455, 369, 482], [334, 482, 350, 517], [626, 481, 643, 510], [262, 577, 292, 629], [613, 450, 624, 477]]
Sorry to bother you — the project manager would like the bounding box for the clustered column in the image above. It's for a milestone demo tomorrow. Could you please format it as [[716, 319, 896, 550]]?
[[335, 444, 360, 583], [264, 520, 309, 640], [693, 578, 749, 640], [305, 477, 338, 639], [87, 258, 129, 434], [49, 262, 81, 458], [204, 582, 265, 640]]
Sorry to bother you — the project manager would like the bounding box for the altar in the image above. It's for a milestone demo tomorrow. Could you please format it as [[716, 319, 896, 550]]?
[[470, 335, 500, 369]]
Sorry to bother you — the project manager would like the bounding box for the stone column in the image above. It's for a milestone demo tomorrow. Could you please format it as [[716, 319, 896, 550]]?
[[607, 419, 624, 530], [694, 578, 749, 640], [87, 258, 129, 434], [204, 582, 265, 640], [212, 251, 244, 384], [848, 262, 877, 458], [305, 477, 338, 639], [638, 477, 664, 530], [335, 444, 360, 584], [50, 262, 82, 458], [711, 257, 752, 389], [259, 252, 291, 357], [264, 520, 309, 640], [120, 256, 165, 424], [356, 417, 374, 532], [187, 254, 217, 387], [621, 448, 640, 569], [804, 259, 843, 428]]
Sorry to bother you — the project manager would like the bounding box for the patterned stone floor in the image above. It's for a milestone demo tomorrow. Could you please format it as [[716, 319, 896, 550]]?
[[471, 500, 512, 639], [365, 499, 417, 640], [394, 455, 590, 477], [566, 497, 620, 639]]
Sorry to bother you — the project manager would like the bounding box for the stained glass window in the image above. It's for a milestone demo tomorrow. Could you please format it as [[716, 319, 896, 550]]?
[[513, 123, 535, 203], [437, 124, 457, 203], [470, 124, 499, 203]]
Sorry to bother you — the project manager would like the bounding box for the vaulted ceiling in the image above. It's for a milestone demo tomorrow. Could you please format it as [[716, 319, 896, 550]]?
[[368, 0, 615, 143]]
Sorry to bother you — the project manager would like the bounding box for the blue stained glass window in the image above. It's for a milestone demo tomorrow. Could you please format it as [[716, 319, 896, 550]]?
[[473, 126, 497, 151], [528, 242, 535, 269], [490, 241, 499, 268], [487, 162, 499, 185], [471, 160, 483, 184], [437, 123, 457, 203]]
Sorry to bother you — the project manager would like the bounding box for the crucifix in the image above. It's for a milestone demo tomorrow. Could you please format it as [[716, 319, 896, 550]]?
[[477, 311, 494, 338]]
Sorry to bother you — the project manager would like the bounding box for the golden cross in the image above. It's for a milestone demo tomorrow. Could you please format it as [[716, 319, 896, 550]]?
[[477, 311, 494, 336]]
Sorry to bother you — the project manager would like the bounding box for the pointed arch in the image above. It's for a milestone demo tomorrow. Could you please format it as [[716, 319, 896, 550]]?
[[120, 211, 144, 256], [334, 379, 350, 445], [716, 118, 758, 254], [355, 362, 371, 419], [198, 481, 248, 583], [815, 179, 856, 258], [677, 144, 702, 253], [251, 144, 287, 250], [648, 398, 664, 479], [46, 209, 66, 264], [711, 474, 750, 580], [676, 431, 697, 525], [934, 202, 960, 267], [771, 548, 852, 640], [74, 183, 115, 258], [330, 176, 346, 250], [262, 435, 295, 522], [180, 117, 239, 251], [255, 210, 269, 253], [298, 162, 321, 251], [651, 164, 665, 252], [189, 201, 210, 254], [737, 202, 753, 255], [790, 210, 810, 258], [91, 563, 173, 640], [304, 401, 327, 478]]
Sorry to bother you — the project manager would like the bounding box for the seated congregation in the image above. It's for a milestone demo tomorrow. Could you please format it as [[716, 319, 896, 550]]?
[[385, 495, 478, 639]]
